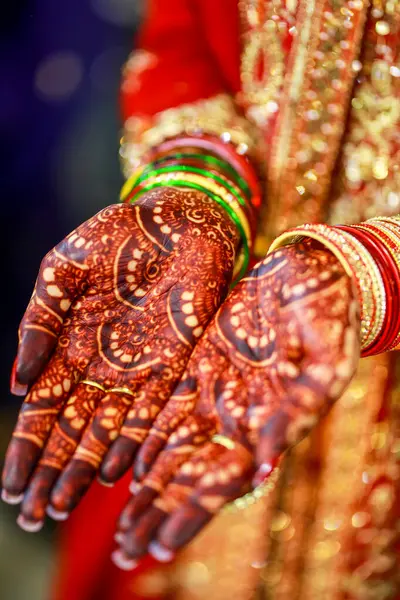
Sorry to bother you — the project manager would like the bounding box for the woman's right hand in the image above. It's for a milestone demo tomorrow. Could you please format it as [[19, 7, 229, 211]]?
[[2, 187, 239, 531]]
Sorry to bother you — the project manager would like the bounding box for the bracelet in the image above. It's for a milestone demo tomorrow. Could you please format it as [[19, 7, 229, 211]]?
[[129, 172, 252, 245], [134, 165, 249, 214], [339, 225, 397, 356], [120, 94, 261, 175], [144, 135, 263, 211], [362, 218, 400, 351], [149, 153, 253, 201], [268, 223, 386, 351]]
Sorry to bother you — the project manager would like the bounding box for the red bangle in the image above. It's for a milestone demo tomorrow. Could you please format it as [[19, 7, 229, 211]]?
[[152, 134, 263, 211], [358, 222, 400, 352], [338, 225, 399, 356]]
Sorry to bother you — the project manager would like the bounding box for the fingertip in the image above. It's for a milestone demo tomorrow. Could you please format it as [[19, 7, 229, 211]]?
[[148, 541, 175, 563], [252, 462, 274, 488], [114, 531, 125, 545], [96, 476, 114, 488], [17, 514, 44, 533], [46, 505, 70, 522], [129, 480, 141, 495], [111, 549, 138, 571], [10, 358, 28, 396], [1, 489, 24, 505]]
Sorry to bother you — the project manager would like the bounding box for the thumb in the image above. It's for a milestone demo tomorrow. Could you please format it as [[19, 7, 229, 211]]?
[[253, 410, 290, 488]]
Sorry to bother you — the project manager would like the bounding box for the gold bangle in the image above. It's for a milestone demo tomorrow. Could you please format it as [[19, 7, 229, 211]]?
[[339, 229, 386, 349], [225, 467, 280, 513], [120, 94, 261, 176], [81, 380, 107, 393], [139, 172, 252, 245], [268, 224, 386, 350]]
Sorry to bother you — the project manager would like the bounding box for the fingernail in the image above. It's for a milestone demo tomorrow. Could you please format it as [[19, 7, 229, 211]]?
[[17, 515, 44, 533], [10, 359, 28, 396], [129, 480, 141, 495], [111, 549, 138, 571], [114, 531, 125, 545], [46, 505, 69, 521], [148, 541, 175, 563], [1, 489, 24, 505], [97, 476, 114, 488], [252, 462, 274, 488]]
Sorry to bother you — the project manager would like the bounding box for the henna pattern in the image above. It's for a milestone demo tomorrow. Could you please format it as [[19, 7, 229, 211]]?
[[2, 188, 239, 528], [115, 241, 361, 564]]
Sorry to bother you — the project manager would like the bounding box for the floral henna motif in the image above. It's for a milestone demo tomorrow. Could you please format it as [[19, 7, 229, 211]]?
[[115, 241, 360, 563], [2, 187, 239, 528]]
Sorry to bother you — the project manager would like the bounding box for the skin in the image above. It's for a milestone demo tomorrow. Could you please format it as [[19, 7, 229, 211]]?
[[113, 241, 360, 565], [2, 187, 239, 529]]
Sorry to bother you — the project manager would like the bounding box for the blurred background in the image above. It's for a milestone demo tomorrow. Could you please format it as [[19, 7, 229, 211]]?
[[0, 1, 141, 598]]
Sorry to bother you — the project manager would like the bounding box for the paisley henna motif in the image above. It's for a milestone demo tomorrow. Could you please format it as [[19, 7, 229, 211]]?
[[115, 241, 360, 563], [2, 187, 239, 528]]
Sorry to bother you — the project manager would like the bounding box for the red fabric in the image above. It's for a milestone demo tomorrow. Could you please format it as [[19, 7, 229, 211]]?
[[121, 0, 240, 120], [54, 3, 240, 600]]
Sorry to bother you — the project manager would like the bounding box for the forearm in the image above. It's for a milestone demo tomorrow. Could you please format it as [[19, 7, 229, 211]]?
[[269, 216, 400, 357]]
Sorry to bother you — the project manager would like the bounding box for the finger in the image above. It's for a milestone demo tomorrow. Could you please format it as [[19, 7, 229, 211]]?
[[121, 505, 168, 560], [49, 390, 132, 513], [12, 242, 89, 394], [117, 415, 213, 533], [253, 370, 334, 486], [155, 444, 253, 553], [2, 355, 76, 501], [120, 442, 252, 558], [132, 380, 198, 482], [99, 374, 180, 484], [18, 383, 104, 524], [98, 382, 165, 484]]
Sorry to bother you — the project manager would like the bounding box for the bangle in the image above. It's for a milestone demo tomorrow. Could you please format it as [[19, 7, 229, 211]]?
[[129, 164, 256, 241], [362, 219, 400, 351], [149, 153, 253, 201], [134, 165, 249, 212], [268, 223, 386, 351], [151, 135, 263, 210], [130, 178, 250, 283], [339, 225, 398, 356], [120, 94, 262, 175], [129, 172, 252, 245]]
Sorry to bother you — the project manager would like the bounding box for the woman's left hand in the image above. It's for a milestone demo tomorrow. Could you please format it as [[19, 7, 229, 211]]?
[[113, 241, 360, 567]]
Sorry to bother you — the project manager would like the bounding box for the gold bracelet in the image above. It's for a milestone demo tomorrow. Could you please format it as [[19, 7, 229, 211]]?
[[268, 224, 386, 350], [120, 94, 261, 176], [225, 467, 280, 513], [137, 171, 252, 245]]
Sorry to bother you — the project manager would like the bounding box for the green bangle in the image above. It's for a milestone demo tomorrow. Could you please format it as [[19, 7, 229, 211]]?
[[135, 166, 248, 211], [130, 180, 249, 283], [150, 153, 252, 199]]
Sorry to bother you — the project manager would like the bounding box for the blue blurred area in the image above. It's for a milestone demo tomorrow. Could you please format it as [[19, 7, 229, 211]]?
[[0, 3, 140, 597], [0, 0, 140, 404]]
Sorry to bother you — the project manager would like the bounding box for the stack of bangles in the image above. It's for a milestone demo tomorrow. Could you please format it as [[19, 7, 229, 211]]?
[[120, 134, 262, 283], [269, 216, 400, 357]]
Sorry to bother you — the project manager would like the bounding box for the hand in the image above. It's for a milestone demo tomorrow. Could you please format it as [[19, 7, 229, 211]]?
[[113, 241, 360, 565], [2, 188, 239, 529]]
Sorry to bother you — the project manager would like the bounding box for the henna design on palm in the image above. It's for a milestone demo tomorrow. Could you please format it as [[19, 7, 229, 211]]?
[[2, 188, 239, 528], [115, 241, 360, 564]]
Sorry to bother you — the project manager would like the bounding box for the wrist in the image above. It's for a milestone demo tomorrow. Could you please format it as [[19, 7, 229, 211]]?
[[269, 217, 400, 356], [121, 141, 261, 283]]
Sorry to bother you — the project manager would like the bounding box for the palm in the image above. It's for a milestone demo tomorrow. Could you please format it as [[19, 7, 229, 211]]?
[[2, 188, 238, 527], [115, 242, 360, 562]]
